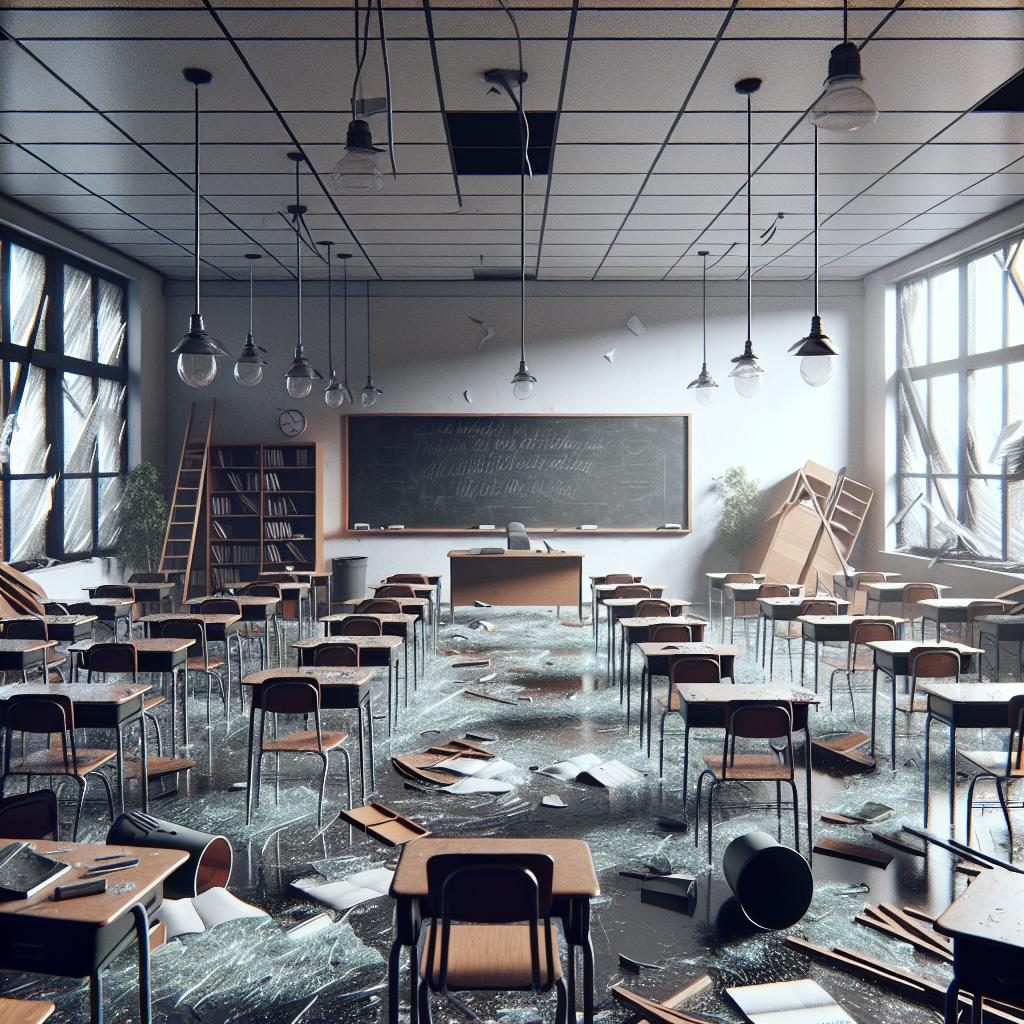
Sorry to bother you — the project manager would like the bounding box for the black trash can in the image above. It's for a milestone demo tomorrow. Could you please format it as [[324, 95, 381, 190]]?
[[722, 831, 813, 930], [332, 555, 368, 610]]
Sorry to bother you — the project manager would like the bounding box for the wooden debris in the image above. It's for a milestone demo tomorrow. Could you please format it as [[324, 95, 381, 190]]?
[[813, 837, 893, 869], [462, 689, 519, 705], [611, 984, 715, 1024], [811, 731, 876, 773], [868, 828, 926, 856]]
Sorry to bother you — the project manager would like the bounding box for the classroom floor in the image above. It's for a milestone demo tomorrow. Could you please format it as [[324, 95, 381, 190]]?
[[3, 605, 1013, 1023]]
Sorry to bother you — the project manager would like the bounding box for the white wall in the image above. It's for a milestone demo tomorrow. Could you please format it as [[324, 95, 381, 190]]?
[[164, 278, 862, 603]]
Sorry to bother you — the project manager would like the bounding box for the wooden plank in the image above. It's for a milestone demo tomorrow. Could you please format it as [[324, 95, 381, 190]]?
[[876, 903, 952, 954], [814, 837, 893, 869], [869, 829, 926, 857], [663, 975, 713, 1009], [610, 986, 715, 1024]]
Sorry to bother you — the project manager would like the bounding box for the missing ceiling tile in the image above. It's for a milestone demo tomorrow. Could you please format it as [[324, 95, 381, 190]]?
[[446, 111, 556, 175]]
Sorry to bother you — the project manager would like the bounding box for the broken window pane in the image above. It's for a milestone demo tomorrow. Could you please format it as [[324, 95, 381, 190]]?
[[898, 276, 926, 368], [1009, 480, 1024, 560], [929, 268, 959, 362], [63, 265, 93, 360], [7, 363, 48, 475], [967, 364, 1004, 475], [896, 377, 926, 474], [10, 477, 51, 561], [98, 475, 122, 548], [10, 244, 46, 351], [98, 278, 125, 365], [928, 373, 959, 471], [63, 372, 97, 473], [63, 477, 93, 553], [967, 251, 1004, 355], [896, 476, 926, 549], [97, 379, 126, 472], [966, 475, 1003, 558]]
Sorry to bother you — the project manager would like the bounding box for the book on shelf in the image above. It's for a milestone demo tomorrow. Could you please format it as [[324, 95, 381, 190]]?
[[225, 471, 258, 492], [266, 496, 299, 517]]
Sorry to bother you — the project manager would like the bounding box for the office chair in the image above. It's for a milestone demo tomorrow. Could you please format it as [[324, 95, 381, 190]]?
[[506, 522, 532, 551]]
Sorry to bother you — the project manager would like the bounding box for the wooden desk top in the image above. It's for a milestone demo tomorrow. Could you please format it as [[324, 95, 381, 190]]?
[[321, 612, 417, 625], [619, 614, 708, 628], [675, 684, 820, 706], [758, 597, 850, 609], [242, 666, 374, 689], [0, 639, 57, 653], [259, 570, 328, 581], [377, 575, 442, 585], [833, 571, 901, 583], [87, 583, 175, 596], [0, 681, 151, 705], [139, 612, 241, 627], [918, 598, 1013, 611], [724, 582, 801, 595], [868, 640, 983, 656], [920, 682, 1024, 705], [593, 582, 665, 594], [865, 582, 950, 595], [604, 597, 691, 610], [52, 597, 134, 608], [799, 614, 905, 627], [293, 635, 402, 650], [706, 572, 766, 581], [1, 614, 97, 627], [370, 583, 434, 594], [935, 867, 1024, 948], [638, 641, 740, 657], [0, 998, 55, 1024], [449, 550, 584, 558], [0, 839, 186, 928], [68, 638, 195, 656], [391, 837, 599, 899], [185, 595, 279, 608]]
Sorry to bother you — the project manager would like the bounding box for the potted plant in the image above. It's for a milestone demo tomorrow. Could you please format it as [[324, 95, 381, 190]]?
[[117, 462, 168, 573], [715, 465, 764, 566]]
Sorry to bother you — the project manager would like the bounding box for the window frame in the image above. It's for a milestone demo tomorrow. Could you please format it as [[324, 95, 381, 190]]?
[[1, 224, 129, 562], [895, 237, 1024, 561]]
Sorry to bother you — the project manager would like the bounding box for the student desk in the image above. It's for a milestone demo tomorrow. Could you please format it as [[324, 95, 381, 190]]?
[[722, 581, 802, 645], [921, 681, 1024, 832], [0, 614, 96, 643], [757, 597, 849, 675], [261, 570, 330, 623], [705, 572, 765, 635], [934, 866, 1024, 1021], [0, 999, 54, 1024], [974, 613, 1024, 681], [0, 639, 59, 680], [832, 571, 901, 612], [321, 612, 417, 705], [184, 595, 280, 670], [245, 579, 312, 638], [86, 582, 176, 612], [242, 666, 376, 803], [46, 598, 134, 639], [293, 634, 403, 733], [604, 598, 692, 682], [388, 837, 600, 1024], [672, 684, 819, 843], [866, 640, 982, 770], [0, 838, 186, 1024], [636, 640, 740, 757], [0, 681, 151, 813], [917, 597, 1013, 643], [616, 613, 708, 710], [448, 550, 584, 624], [863, 581, 950, 617], [797, 614, 905, 693], [369, 582, 439, 652], [590, 580, 664, 650]]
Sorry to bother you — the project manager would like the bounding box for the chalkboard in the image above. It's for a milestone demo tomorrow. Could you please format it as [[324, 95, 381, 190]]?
[[343, 414, 690, 532]]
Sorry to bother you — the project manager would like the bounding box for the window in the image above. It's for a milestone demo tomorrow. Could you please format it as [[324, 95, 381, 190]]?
[[1, 228, 128, 562], [895, 238, 1024, 562]]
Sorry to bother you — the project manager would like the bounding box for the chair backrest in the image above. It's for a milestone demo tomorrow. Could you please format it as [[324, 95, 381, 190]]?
[[849, 619, 897, 646], [800, 599, 840, 616], [967, 600, 1010, 622], [604, 573, 637, 584], [128, 572, 166, 583], [387, 573, 429, 584], [635, 599, 671, 618], [425, 852, 554, 922], [261, 678, 320, 716], [5, 692, 75, 736], [93, 584, 134, 599], [0, 790, 59, 840], [611, 584, 652, 599], [853, 572, 886, 588], [649, 623, 692, 643], [84, 641, 138, 675], [375, 584, 415, 598], [261, 573, 300, 583], [506, 522, 531, 551], [902, 583, 939, 605], [727, 700, 793, 740], [337, 616, 383, 637], [199, 598, 241, 616], [723, 572, 755, 583], [3, 617, 47, 640], [909, 647, 960, 680], [246, 583, 283, 599], [355, 599, 402, 615], [313, 643, 360, 667], [150, 617, 207, 655], [757, 583, 791, 598], [670, 657, 721, 685]]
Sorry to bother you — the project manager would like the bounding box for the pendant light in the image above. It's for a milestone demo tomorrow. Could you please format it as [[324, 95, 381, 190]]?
[[320, 240, 345, 407], [810, 0, 879, 132], [172, 67, 228, 388], [284, 151, 322, 399], [791, 126, 838, 387], [729, 77, 765, 399], [360, 290, 383, 408], [234, 253, 267, 387], [687, 250, 718, 406], [338, 253, 355, 405], [333, 120, 385, 194]]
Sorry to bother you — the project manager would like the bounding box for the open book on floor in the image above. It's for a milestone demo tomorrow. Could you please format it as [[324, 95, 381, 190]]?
[[726, 979, 856, 1024], [434, 756, 517, 794], [292, 867, 394, 913], [536, 752, 642, 788], [155, 887, 269, 941]]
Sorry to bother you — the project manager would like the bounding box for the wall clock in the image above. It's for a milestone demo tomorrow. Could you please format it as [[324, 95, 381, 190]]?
[[278, 409, 307, 437]]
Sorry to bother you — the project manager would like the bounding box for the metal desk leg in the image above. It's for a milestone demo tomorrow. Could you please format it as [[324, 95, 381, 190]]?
[[140, 712, 150, 813], [115, 724, 126, 814], [923, 711, 933, 828], [366, 694, 376, 790], [357, 703, 367, 806], [890, 671, 899, 771], [869, 666, 878, 757], [804, 723, 814, 862], [90, 968, 104, 1024], [132, 903, 152, 1024], [681, 715, 691, 822], [387, 937, 403, 1024], [813, 641, 819, 696], [947, 719, 956, 834], [245, 703, 258, 825], [581, 900, 595, 1024], [646, 669, 655, 760]]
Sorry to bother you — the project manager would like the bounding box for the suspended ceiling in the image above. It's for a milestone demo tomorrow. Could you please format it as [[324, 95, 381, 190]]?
[[1, 0, 1023, 283]]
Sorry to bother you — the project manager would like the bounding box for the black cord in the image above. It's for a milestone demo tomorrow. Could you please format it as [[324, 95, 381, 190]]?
[[324, 241, 334, 377], [193, 80, 201, 316], [746, 91, 752, 343], [377, 0, 397, 179], [341, 255, 350, 385], [702, 252, 708, 365], [496, 0, 532, 179], [813, 125, 819, 317], [843, 0, 849, 43], [294, 160, 303, 358]]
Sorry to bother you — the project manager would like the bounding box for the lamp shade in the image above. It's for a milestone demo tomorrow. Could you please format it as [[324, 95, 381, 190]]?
[[172, 313, 227, 389], [810, 41, 878, 131]]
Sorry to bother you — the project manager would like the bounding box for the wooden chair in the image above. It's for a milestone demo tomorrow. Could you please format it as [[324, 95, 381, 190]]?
[[418, 852, 567, 1023], [961, 694, 1024, 861], [505, 522, 532, 551], [245, 583, 284, 660], [329, 615, 384, 637], [891, 647, 960, 765], [198, 597, 250, 710], [356, 598, 403, 616], [0, 692, 116, 840], [658, 657, 721, 778], [777, 598, 840, 680], [83, 642, 166, 757], [695, 701, 799, 864], [149, 619, 226, 729], [634, 598, 670, 618], [387, 573, 429, 584], [732, 582, 789, 646], [92, 584, 136, 637], [2, 617, 66, 683], [312, 644, 360, 667], [0, 789, 59, 840], [963, 601, 1012, 649], [376, 584, 416, 599], [847, 571, 886, 614], [826, 618, 897, 717], [649, 623, 692, 644], [246, 678, 351, 829], [901, 583, 940, 638]]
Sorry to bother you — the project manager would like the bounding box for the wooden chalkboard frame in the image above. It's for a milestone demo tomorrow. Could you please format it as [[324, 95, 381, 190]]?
[[339, 413, 692, 536]]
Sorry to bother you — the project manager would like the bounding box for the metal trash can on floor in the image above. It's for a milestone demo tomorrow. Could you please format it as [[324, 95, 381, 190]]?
[[723, 831, 813, 930], [332, 555, 368, 610]]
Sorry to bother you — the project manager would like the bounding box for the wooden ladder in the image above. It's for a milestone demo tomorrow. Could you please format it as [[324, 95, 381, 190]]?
[[159, 400, 215, 603]]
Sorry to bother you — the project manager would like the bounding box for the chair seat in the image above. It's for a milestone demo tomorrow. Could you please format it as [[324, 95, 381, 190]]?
[[262, 730, 347, 753], [143, 695, 166, 712], [187, 656, 224, 672], [8, 747, 116, 775], [420, 923, 562, 990], [702, 753, 791, 780], [958, 749, 1024, 776]]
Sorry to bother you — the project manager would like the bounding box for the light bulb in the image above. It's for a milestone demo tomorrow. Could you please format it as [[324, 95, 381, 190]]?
[[324, 379, 345, 408], [512, 379, 534, 400], [286, 375, 313, 399], [234, 358, 263, 387], [734, 372, 762, 398], [811, 81, 879, 131], [800, 354, 833, 386], [177, 352, 217, 388], [332, 151, 384, 194], [695, 386, 717, 406], [361, 385, 380, 408]]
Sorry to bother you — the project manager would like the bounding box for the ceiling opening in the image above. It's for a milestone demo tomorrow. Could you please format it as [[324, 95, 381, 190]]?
[[446, 111, 556, 175], [974, 68, 1024, 112]]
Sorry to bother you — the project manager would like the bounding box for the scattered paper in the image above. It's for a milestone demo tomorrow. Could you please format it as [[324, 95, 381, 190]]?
[[463, 390, 473, 404], [157, 887, 268, 940], [444, 777, 514, 795], [604, 349, 616, 363], [473, 599, 492, 608], [478, 672, 497, 682], [468, 619, 496, 631], [626, 315, 645, 336], [541, 795, 567, 808], [535, 752, 642, 788], [291, 868, 393, 913]]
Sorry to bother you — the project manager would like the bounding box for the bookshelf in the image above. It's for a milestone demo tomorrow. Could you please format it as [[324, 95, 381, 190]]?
[[206, 442, 323, 592]]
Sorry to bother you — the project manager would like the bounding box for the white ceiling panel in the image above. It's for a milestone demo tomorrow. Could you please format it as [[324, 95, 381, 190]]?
[[898, 143, 1024, 176], [0, 9, 215, 39], [557, 112, 677, 144]]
